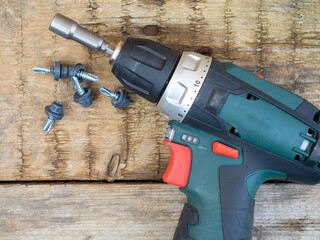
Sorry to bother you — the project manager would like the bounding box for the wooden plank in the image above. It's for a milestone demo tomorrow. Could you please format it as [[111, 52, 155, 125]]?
[[0, 183, 320, 239], [0, 0, 320, 181]]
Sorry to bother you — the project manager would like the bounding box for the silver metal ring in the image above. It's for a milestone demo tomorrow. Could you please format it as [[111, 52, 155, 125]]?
[[157, 52, 212, 122]]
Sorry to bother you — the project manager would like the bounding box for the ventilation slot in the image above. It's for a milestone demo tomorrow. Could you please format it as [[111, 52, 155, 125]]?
[[227, 123, 241, 137], [298, 129, 317, 157], [293, 144, 310, 162], [242, 93, 259, 101], [308, 128, 316, 138], [313, 111, 320, 124], [294, 154, 302, 162]]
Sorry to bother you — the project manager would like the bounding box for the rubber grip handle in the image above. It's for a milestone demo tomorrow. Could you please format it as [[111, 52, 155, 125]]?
[[173, 203, 198, 240], [174, 169, 255, 240], [218, 172, 255, 240]]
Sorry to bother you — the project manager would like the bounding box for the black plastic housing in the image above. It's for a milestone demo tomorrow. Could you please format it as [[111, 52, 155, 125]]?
[[112, 38, 180, 103]]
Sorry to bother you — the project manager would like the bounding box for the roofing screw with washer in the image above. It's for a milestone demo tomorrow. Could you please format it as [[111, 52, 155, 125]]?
[[100, 87, 130, 108], [43, 101, 64, 132], [33, 61, 98, 82], [72, 76, 93, 107]]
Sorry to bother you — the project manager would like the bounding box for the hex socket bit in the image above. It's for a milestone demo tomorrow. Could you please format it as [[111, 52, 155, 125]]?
[[49, 13, 114, 55]]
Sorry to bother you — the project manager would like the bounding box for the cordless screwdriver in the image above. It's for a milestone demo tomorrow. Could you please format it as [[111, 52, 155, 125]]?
[[50, 13, 320, 240]]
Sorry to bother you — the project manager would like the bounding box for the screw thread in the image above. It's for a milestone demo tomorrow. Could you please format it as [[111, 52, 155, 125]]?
[[77, 71, 99, 82], [43, 118, 54, 132], [71, 76, 85, 96], [100, 87, 119, 100], [33, 67, 54, 74], [77, 87, 85, 96]]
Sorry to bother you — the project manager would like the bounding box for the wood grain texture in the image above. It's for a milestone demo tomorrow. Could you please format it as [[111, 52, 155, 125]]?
[[0, 183, 319, 240], [0, 0, 320, 180]]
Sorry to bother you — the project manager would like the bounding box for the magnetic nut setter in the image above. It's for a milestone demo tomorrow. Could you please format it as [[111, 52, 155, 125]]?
[[100, 87, 130, 108], [43, 101, 64, 132]]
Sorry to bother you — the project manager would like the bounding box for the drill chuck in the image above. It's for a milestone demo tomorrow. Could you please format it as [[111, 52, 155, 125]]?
[[50, 13, 114, 55]]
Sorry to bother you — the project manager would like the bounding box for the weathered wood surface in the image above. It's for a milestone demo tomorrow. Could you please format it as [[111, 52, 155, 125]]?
[[0, 0, 320, 181], [0, 183, 319, 240]]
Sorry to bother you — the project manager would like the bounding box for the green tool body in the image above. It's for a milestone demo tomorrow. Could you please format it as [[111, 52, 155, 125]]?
[[50, 14, 320, 239], [161, 59, 320, 240]]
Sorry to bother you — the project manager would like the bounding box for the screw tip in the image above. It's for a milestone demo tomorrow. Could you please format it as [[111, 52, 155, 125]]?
[[43, 127, 51, 132], [32, 67, 40, 73], [86, 73, 99, 82], [43, 118, 54, 132], [100, 87, 111, 95], [100, 87, 119, 101], [77, 71, 99, 82], [33, 66, 53, 74]]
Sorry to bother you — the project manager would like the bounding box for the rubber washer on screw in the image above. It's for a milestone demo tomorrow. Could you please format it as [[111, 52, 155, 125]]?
[[111, 89, 130, 108], [53, 61, 62, 81], [73, 88, 93, 107], [45, 101, 64, 120], [71, 63, 86, 83]]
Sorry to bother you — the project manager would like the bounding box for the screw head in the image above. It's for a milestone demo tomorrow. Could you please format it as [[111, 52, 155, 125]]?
[[50, 101, 63, 113], [72, 63, 86, 77], [111, 89, 130, 108], [45, 101, 64, 120], [73, 88, 93, 107]]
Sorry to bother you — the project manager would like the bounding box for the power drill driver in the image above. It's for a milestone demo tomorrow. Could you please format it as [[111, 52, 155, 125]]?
[[50, 14, 320, 240]]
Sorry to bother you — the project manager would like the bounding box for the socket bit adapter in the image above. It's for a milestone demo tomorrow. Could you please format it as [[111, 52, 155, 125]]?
[[50, 13, 114, 55]]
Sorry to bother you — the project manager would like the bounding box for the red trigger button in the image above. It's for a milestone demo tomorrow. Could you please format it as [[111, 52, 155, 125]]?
[[257, 74, 264, 79], [212, 142, 239, 159], [163, 140, 191, 188]]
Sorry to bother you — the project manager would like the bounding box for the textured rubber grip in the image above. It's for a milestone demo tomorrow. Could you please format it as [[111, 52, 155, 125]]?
[[219, 169, 255, 240], [173, 203, 198, 240], [174, 170, 255, 240]]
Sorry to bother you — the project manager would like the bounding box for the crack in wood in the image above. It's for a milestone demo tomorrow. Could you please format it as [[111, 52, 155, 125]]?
[[224, 0, 233, 60], [290, 0, 303, 94], [256, 0, 268, 75], [86, 123, 95, 179], [17, 1, 25, 180]]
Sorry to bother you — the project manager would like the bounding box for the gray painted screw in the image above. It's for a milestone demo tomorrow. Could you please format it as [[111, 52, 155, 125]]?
[[100, 87, 119, 101], [33, 63, 98, 82], [43, 101, 64, 132], [71, 76, 85, 96], [72, 76, 94, 108], [100, 87, 130, 108]]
